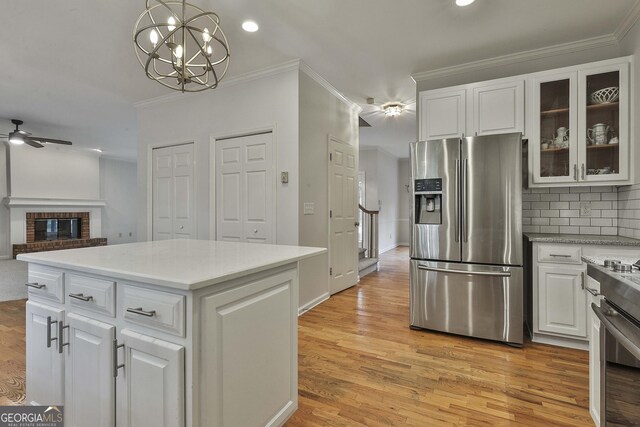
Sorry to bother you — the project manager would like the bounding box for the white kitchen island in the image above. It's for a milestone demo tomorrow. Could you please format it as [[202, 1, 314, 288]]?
[[18, 239, 326, 427]]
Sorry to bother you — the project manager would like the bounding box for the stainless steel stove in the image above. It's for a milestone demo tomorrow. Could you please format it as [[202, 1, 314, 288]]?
[[586, 256, 640, 425]]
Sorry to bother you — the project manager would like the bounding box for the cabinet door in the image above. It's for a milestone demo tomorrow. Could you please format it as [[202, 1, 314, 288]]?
[[419, 89, 466, 141], [118, 329, 184, 427], [537, 265, 587, 337], [472, 79, 524, 137], [530, 71, 578, 185], [578, 61, 630, 183], [64, 313, 115, 427], [25, 301, 64, 406], [589, 292, 602, 426]]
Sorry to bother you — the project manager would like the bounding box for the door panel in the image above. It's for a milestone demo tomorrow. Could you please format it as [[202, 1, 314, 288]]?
[[65, 313, 115, 427], [537, 265, 587, 337], [461, 134, 522, 266], [419, 89, 466, 140], [330, 139, 358, 294], [473, 80, 525, 136], [410, 260, 523, 344], [152, 151, 173, 240], [216, 133, 274, 243], [410, 139, 461, 262], [25, 301, 64, 406]]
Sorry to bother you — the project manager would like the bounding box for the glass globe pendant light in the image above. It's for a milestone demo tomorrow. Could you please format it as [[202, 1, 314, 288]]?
[[133, 0, 230, 92]]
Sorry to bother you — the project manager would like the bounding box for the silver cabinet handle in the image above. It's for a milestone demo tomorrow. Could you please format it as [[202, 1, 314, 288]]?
[[581, 163, 585, 180], [25, 282, 45, 289], [455, 159, 460, 243], [46, 316, 58, 348], [113, 339, 125, 378], [573, 164, 578, 181], [69, 293, 94, 302], [58, 321, 69, 354], [418, 265, 511, 277], [593, 303, 640, 359], [550, 254, 572, 258], [126, 307, 156, 317], [586, 288, 600, 296], [581, 271, 585, 290]]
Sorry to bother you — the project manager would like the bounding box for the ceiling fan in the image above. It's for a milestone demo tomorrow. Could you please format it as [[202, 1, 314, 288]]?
[[0, 119, 72, 148]]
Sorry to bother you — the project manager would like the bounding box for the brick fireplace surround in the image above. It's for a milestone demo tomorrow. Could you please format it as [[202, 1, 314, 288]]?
[[13, 211, 107, 258]]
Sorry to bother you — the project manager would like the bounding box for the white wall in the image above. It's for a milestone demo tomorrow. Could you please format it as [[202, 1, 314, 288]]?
[[0, 144, 8, 258], [359, 147, 400, 254], [136, 67, 299, 245], [9, 144, 100, 199], [100, 157, 137, 245], [398, 158, 410, 245], [298, 70, 359, 307]]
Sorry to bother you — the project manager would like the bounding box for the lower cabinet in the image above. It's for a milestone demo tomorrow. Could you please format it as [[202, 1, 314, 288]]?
[[537, 264, 587, 338], [587, 276, 602, 426]]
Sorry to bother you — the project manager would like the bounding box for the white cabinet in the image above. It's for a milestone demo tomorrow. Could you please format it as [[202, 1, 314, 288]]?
[[25, 301, 65, 406], [419, 88, 466, 140], [529, 57, 632, 186], [587, 276, 602, 426], [537, 264, 587, 338], [119, 330, 184, 427], [418, 77, 525, 142], [472, 80, 525, 137], [64, 313, 115, 427]]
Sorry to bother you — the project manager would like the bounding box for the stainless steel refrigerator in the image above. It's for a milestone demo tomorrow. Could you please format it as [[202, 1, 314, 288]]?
[[409, 133, 523, 345]]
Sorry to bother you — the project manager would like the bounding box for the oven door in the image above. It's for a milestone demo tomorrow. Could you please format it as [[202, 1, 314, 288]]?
[[593, 300, 640, 426]]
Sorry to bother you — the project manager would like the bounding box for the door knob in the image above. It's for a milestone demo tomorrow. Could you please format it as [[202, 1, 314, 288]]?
[[254, 229, 258, 233], [355, 222, 360, 227], [180, 225, 184, 229]]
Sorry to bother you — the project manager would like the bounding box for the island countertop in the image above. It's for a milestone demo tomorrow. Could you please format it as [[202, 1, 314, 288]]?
[[17, 239, 326, 291]]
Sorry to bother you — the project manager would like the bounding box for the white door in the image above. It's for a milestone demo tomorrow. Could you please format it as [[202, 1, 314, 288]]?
[[118, 329, 185, 427], [216, 133, 274, 243], [537, 265, 587, 337], [472, 79, 525, 136], [25, 301, 64, 406], [419, 88, 466, 141], [152, 143, 195, 240], [329, 138, 358, 294], [64, 313, 115, 427]]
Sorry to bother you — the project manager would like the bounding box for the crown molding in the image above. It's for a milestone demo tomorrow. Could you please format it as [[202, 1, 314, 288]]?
[[411, 34, 618, 82], [134, 59, 301, 108], [298, 61, 362, 113], [614, 0, 640, 41]]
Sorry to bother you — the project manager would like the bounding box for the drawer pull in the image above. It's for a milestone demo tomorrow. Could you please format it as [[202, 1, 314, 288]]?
[[25, 282, 46, 289], [549, 254, 572, 258], [46, 316, 58, 348], [58, 321, 69, 354], [586, 287, 600, 296], [126, 307, 156, 317], [113, 339, 125, 378], [69, 293, 94, 302]]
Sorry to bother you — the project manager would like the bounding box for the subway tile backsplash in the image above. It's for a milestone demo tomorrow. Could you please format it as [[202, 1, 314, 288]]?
[[522, 186, 618, 235], [618, 184, 640, 239]]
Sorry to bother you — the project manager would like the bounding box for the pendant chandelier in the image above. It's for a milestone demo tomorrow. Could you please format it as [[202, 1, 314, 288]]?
[[133, 0, 230, 92]]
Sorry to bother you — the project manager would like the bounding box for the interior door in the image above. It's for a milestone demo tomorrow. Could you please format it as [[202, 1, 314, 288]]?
[[152, 143, 195, 240], [215, 133, 274, 243], [64, 313, 115, 427], [461, 134, 522, 266], [329, 138, 358, 294]]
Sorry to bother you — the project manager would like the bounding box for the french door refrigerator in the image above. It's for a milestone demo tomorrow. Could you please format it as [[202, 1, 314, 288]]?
[[409, 133, 523, 345]]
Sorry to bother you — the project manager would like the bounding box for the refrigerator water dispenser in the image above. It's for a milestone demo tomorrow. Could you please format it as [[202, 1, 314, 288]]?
[[415, 178, 442, 224]]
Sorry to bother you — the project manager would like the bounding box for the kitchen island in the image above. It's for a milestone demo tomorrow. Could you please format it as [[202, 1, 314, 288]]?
[[18, 239, 326, 427]]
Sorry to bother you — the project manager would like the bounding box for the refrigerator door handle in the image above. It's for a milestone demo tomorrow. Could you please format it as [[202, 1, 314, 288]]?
[[455, 159, 460, 242], [462, 158, 469, 243], [418, 265, 511, 277]]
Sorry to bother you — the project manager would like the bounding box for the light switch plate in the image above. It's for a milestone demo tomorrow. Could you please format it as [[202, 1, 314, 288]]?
[[303, 202, 314, 215], [580, 202, 592, 217]]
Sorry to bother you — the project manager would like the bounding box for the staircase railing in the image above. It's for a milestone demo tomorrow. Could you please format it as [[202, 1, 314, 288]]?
[[358, 204, 379, 259]]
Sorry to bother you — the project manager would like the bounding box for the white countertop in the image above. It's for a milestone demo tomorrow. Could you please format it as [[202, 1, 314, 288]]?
[[17, 239, 326, 291]]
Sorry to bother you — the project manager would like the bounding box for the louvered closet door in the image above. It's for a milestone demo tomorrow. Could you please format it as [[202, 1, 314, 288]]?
[[216, 133, 274, 243]]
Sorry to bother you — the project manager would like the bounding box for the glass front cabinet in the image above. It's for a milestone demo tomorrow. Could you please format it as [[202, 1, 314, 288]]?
[[530, 58, 630, 186]]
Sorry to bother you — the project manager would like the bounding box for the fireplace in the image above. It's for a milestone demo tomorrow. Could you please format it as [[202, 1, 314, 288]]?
[[34, 218, 82, 241]]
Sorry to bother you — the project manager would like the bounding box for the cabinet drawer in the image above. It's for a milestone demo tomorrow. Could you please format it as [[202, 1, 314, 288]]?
[[122, 286, 185, 337], [67, 274, 116, 317], [537, 245, 582, 264], [27, 266, 64, 303]]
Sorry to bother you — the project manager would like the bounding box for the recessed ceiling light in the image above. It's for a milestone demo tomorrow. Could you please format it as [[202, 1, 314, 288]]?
[[242, 20, 259, 32], [456, 0, 475, 6]]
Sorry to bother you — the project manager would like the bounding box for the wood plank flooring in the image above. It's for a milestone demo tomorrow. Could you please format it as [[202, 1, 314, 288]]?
[[286, 247, 592, 426], [0, 248, 592, 425]]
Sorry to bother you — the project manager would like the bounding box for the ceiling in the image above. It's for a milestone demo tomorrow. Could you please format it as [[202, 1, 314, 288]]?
[[0, 0, 638, 159]]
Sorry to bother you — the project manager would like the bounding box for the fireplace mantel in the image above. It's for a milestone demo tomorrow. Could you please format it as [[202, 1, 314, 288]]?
[[3, 197, 106, 208]]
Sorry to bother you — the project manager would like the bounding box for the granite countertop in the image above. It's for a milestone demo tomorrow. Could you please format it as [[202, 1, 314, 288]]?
[[524, 233, 640, 246], [17, 239, 326, 291]]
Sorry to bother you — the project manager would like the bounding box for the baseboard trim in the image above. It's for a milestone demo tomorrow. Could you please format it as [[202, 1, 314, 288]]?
[[531, 333, 589, 351], [298, 292, 330, 316], [380, 244, 400, 254]]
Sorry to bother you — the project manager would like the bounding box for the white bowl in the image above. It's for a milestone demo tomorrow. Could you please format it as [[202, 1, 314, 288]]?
[[590, 87, 619, 104]]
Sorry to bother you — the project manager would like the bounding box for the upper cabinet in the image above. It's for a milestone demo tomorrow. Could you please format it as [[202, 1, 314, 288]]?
[[419, 78, 525, 141], [529, 57, 631, 187]]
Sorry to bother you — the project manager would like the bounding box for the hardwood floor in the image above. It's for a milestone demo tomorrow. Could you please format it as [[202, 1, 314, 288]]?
[[286, 247, 592, 426], [0, 248, 592, 425]]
